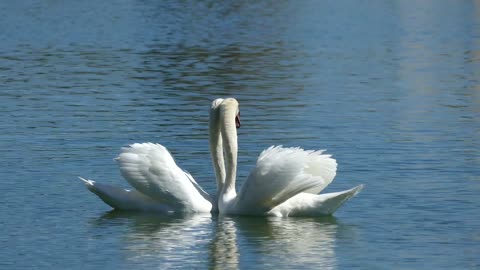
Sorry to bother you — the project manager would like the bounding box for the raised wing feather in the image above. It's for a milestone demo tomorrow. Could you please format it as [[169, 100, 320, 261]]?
[[234, 146, 337, 214], [116, 143, 212, 212]]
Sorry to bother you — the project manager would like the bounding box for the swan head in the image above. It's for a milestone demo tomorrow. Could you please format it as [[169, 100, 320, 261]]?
[[211, 98, 241, 128], [219, 98, 241, 128]]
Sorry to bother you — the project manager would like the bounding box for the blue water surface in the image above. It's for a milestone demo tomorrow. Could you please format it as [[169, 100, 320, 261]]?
[[0, 0, 479, 269]]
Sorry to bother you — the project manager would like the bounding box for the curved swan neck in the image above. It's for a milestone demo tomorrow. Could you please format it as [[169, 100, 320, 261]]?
[[209, 99, 226, 194], [219, 99, 238, 200]]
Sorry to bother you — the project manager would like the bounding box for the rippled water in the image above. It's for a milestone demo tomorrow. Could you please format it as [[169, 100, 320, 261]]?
[[1, 0, 479, 269]]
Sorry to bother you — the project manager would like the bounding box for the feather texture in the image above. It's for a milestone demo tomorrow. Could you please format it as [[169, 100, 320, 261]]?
[[81, 97, 362, 216], [79, 177, 173, 212], [269, 184, 364, 217], [232, 146, 338, 214], [115, 143, 212, 212]]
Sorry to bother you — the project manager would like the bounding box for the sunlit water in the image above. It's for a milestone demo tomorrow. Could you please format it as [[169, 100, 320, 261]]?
[[1, 0, 479, 269]]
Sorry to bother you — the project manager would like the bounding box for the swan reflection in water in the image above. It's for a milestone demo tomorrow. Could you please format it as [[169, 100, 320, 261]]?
[[93, 211, 213, 268], [93, 211, 349, 269]]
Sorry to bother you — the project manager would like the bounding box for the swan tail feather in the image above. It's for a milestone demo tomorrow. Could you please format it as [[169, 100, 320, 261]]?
[[79, 176, 95, 186], [79, 176, 173, 212], [270, 184, 364, 217]]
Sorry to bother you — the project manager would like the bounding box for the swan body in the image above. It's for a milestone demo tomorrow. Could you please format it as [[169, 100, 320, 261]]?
[[81, 97, 363, 216], [117, 143, 212, 212], [217, 145, 339, 215], [212, 98, 363, 216], [81, 143, 214, 213]]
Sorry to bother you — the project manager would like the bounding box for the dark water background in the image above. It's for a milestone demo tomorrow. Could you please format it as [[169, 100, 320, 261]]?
[[1, 0, 479, 269]]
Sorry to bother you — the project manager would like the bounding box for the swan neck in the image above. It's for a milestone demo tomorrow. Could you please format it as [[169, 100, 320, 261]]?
[[219, 103, 238, 198], [209, 104, 226, 194]]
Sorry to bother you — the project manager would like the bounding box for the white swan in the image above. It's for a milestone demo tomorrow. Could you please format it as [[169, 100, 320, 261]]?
[[81, 97, 362, 216], [79, 142, 213, 213], [211, 98, 363, 216], [79, 100, 227, 213]]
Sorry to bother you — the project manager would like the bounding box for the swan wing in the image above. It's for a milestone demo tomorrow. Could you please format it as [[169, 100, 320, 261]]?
[[115, 143, 212, 212], [234, 146, 337, 214]]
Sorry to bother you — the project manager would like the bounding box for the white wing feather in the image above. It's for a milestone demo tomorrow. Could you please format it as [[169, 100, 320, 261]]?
[[116, 143, 212, 212], [234, 146, 337, 214], [269, 184, 364, 217], [79, 177, 174, 212]]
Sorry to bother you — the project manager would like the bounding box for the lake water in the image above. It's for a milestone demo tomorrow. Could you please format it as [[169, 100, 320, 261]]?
[[1, 0, 479, 269]]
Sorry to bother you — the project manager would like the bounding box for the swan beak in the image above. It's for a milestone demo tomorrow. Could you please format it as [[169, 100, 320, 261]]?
[[235, 114, 241, 129]]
